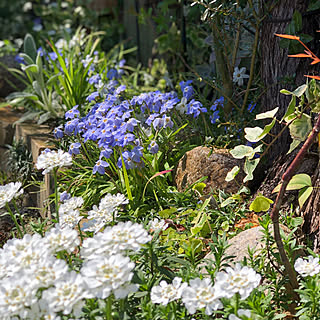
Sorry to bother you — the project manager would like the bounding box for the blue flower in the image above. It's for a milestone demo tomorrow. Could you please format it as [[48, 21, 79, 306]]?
[[210, 111, 220, 124], [15, 54, 25, 65], [88, 74, 101, 85], [183, 85, 194, 101], [148, 141, 159, 154], [86, 92, 99, 102], [247, 102, 256, 113], [60, 191, 71, 202], [53, 126, 64, 139], [65, 105, 80, 119], [107, 68, 118, 80], [69, 142, 81, 155], [179, 80, 193, 93], [93, 159, 109, 175]]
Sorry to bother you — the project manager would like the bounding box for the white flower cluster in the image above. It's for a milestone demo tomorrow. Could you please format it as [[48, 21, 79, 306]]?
[[59, 196, 84, 229], [148, 218, 168, 232], [35, 149, 73, 174], [82, 193, 129, 233], [0, 182, 23, 209], [294, 255, 320, 277], [151, 263, 261, 316], [0, 219, 151, 319]]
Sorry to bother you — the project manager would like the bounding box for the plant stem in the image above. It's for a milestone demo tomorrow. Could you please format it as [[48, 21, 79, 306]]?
[[53, 169, 59, 222], [13, 199, 26, 234], [5, 203, 23, 238], [106, 295, 113, 320]]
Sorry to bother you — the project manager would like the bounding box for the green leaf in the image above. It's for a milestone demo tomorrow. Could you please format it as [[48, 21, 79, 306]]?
[[289, 113, 312, 141], [244, 127, 266, 142], [287, 139, 301, 154], [292, 10, 302, 32], [280, 89, 292, 95], [255, 107, 279, 120], [23, 64, 38, 73], [230, 145, 254, 159], [23, 33, 37, 62], [159, 207, 177, 219], [282, 95, 296, 121], [292, 84, 307, 97], [249, 195, 274, 212], [191, 212, 208, 236], [287, 173, 312, 190], [259, 118, 276, 138], [225, 166, 240, 182], [298, 186, 313, 208], [243, 158, 260, 183], [192, 182, 206, 194]]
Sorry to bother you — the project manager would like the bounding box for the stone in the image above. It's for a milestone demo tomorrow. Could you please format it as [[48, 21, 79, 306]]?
[[174, 146, 244, 195], [0, 55, 26, 98], [202, 224, 292, 268]]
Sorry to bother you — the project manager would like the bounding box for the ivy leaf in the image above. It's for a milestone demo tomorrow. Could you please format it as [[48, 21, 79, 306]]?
[[282, 95, 296, 121], [244, 127, 266, 142], [280, 89, 292, 95], [243, 158, 260, 183], [292, 84, 307, 97], [255, 107, 279, 120], [298, 186, 313, 208], [289, 113, 312, 141], [230, 145, 254, 159], [249, 195, 274, 212], [259, 118, 276, 138], [287, 139, 301, 154], [272, 174, 312, 193], [225, 166, 240, 182]]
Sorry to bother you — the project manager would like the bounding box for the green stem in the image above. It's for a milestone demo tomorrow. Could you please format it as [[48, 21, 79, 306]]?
[[6, 203, 23, 238], [106, 295, 113, 320], [12, 199, 26, 234], [53, 169, 59, 223]]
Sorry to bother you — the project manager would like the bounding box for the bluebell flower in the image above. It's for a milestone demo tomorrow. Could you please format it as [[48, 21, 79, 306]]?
[[60, 191, 71, 202], [183, 85, 194, 101], [179, 80, 193, 93], [93, 159, 109, 175], [107, 68, 118, 80], [68, 142, 81, 155], [100, 148, 113, 159], [187, 100, 207, 118], [114, 85, 126, 96], [210, 111, 220, 124], [117, 151, 135, 169], [86, 92, 99, 102], [65, 105, 80, 119], [88, 74, 101, 85], [148, 141, 159, 154], [64, 119, 79, 135], [48, 52, 58, 61], [37, 47, 45, 57], [132, 146, 143, 163], [15, 54, 25, 65], [53, 126, 64, 139], [146, 113, 159, 127]]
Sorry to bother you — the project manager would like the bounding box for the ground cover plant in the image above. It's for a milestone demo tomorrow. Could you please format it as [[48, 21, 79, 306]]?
[[1, 1, 320, 320]]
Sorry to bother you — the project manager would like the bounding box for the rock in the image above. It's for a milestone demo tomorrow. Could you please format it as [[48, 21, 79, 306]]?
[[0, 55, 26, 98], [174, 146, 243, 195], [203, 225, 292, 267]]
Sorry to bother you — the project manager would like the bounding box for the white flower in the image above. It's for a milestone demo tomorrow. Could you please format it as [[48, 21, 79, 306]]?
[[229, 309, 252, 320], [43, 224, 80, 254], [215, 263, 261, 300], [149, 218, 168, 232], [151, 277, 187, 306], [58, 196, 84, 228], [35, 149, 73, 174], [176, 96, 188, 114], [22, 1, 32, 11], [233, 67, 249, 86], [0, 275, 38, 318], [81, 254, 135, 299], [99, 193, 129, 212], [0, 182, 23, 208], [81, 221, 151, 260], [294, 256, 320, 277], [182, 278, 222, 315], [55, 38, 68, 49], [42, 271, 92, 315]]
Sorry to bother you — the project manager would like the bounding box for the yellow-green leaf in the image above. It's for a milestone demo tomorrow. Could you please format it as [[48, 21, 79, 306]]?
[[298, 186, 313, 208], [249, 195, 274, 212]]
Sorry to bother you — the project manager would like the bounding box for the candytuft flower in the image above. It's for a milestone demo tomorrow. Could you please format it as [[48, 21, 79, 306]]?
[[294, 256, 320, 277], [0, 182, 23, 208], [215, 263, 261, 300], [35, 149, 73, 174]]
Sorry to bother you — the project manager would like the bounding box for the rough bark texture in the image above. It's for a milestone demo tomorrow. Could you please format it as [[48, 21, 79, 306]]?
[[259, 1, 320, 251], [260, 0, 320, 167]]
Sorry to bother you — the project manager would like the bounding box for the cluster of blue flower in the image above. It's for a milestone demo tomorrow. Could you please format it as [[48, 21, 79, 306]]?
[[54, 77, 224, 174]]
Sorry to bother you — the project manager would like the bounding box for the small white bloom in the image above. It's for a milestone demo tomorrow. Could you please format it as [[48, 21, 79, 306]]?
[[182, 278, 222, 315], [151, 277, 187, 306], [149, 218, 168, 232], [23, 2, 32, 11], [42, 271, 92, 315], [0, 182, 23, 208], [215, 263, 261, 300], [59, 196, 84, 228], [55, 38, 67, 49], [44, 224, 80, 254], [294, 256, 320, 277], [33, 24, 43, 32], [233, 67, 249, 86], [229, 309, 251, 320], [81, 254, 135, 299], [99, 193, 129, 212], [36, 149, 73, 174]]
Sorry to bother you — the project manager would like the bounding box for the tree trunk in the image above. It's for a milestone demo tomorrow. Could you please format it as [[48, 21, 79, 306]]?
[[259, 1, 320, 250]]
